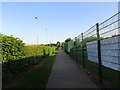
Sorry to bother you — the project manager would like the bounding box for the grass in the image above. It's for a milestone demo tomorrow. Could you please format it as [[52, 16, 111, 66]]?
[[69, 50, 120, 88], [85, 60, 99, 75], [101, 64, 120, 88], [12, 51, 58, 88], [85, 59, 120, 88]]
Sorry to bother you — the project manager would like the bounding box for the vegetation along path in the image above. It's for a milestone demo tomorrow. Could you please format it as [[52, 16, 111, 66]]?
[[46, 49, 98, 88]]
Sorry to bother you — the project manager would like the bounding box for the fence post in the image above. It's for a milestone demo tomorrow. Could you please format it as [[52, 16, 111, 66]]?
[[118, 6, 120, 87], [75, 37, 78, 63], [96, 23, 102, 83], [81, 33, 85, 68]]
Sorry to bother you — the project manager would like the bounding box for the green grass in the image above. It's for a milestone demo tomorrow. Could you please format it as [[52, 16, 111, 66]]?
[[101, 65, 120, 88], [71, 49, 120, 88], [70, 49, 120, 88], [12, 51, 58, 88], [85, 60, 120, 88], [85, 60, 99, 75]]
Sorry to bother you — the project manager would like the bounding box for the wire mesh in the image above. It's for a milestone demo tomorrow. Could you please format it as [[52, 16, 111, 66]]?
[[99, 12, 120, 38], [83, 25, 97, 39], [64, 12, 120, 87]]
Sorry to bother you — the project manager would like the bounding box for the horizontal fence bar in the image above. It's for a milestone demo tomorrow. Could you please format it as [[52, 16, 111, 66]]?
[[99, 19, 119, 31], [64, 11, 120, 86], [100, 27, 119, 36], [99, 12, 120, 26]]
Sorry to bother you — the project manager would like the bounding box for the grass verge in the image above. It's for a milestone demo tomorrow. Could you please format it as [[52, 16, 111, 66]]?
[[69, 51, 120, 88], [85, 60, 120, 88], [12, 51, 58, 88]]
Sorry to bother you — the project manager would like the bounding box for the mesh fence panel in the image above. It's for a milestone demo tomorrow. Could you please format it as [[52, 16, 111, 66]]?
[[64, 12, 120, 87]]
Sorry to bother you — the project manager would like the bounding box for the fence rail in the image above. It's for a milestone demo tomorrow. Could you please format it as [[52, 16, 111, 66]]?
[[64, 12, 120, 87]]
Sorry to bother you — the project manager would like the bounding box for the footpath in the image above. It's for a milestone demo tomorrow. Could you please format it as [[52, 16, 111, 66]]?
[[46, 49, 98, 88]]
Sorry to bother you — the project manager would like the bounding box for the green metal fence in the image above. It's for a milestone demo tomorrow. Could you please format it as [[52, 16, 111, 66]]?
[[64, 12, 120, 88]]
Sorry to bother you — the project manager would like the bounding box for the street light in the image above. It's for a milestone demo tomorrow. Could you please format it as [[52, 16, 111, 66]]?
[[35, 16, 38, 19], [35, 16, 38, 45], [45, 28, 48, 46]]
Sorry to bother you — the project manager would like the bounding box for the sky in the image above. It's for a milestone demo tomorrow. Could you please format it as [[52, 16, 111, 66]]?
[[1, 2, 119, 45]]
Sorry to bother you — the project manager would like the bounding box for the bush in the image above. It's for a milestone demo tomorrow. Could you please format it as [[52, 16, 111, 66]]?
[[2, 35, 26, 63], [25, 45, 44, 57], [1, 34, 56, 83]]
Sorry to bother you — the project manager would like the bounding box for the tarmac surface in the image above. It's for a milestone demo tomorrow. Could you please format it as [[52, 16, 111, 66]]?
[[46, 49, 98, 88]]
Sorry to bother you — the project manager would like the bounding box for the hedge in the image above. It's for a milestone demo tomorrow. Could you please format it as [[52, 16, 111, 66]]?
[[1, 34, 56, 82]]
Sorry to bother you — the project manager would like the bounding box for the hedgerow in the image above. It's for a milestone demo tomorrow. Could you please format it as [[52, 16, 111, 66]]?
[[1, 34, 56, 82], [2, 35, 26, 63]]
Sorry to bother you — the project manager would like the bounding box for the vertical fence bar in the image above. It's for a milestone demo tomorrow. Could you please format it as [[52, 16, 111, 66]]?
[[118, 3, 120, 87], [75, 37, 78, 63], [96, 23, 102, 83], [81, 33, 85, 68]]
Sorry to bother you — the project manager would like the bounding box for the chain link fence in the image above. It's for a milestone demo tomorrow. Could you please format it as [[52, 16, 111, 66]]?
[[64, 12, 120, 87]]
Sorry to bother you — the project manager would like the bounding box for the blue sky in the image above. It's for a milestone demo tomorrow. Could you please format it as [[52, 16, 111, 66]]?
[[2, 2, 118, 45]]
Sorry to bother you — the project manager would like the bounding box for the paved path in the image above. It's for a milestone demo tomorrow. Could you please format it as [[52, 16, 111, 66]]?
[[46, 49, 98, 88]]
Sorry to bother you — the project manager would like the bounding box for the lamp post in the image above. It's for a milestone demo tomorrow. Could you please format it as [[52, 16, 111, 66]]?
[[45, 28, 48, 46], [35, 16, 39, 45]]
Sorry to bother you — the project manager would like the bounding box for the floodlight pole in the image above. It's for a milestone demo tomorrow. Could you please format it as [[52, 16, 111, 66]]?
[[35, 16, 39, 45], [45, 28, 48, 46]]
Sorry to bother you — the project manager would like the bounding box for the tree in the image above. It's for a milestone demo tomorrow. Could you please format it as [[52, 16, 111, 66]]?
[[65, 38, 71, 42], [61, 42, 65, 49], [81, 36, 104, 44], [56, 41, 61, 49]]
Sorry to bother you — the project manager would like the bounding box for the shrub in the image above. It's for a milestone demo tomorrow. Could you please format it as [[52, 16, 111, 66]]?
[[2, 35, 26, 63], [1, 34, 56, 83]]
